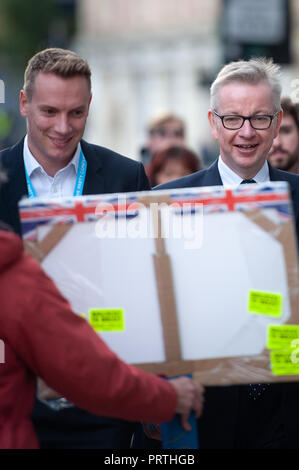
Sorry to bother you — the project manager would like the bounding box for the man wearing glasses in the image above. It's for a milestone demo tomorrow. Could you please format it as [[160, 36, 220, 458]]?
[[155, 58, 299, 448]]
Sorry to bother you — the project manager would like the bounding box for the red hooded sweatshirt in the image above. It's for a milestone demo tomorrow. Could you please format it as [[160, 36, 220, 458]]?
[[0, 231, 176, 448]]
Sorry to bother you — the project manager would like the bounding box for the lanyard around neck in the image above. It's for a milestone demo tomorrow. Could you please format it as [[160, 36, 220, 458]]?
[[25, 149, 87, 199]]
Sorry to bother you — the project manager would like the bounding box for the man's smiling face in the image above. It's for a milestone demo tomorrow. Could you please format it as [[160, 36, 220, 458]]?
[[208, 81, 282, 179], [20, 71, 91, 175]]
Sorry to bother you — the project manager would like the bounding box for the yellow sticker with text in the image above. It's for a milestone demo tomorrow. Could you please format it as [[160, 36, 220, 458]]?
[[267, 325, 299, 350], [89, 308, 125, 332], [270, 348, 299, 375], [248, 290, 282, 317]]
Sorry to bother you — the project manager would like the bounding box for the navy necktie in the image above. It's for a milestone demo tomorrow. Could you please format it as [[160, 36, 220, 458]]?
[[240, 179, 256, 184]]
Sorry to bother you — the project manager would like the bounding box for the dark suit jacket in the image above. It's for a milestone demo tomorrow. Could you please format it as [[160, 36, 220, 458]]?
[[0, 138, 150, 449], [0, 138, 150, 235], [155, 160, 299, 449]]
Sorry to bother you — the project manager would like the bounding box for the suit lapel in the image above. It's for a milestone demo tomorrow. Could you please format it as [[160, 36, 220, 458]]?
[[81, 140, 106, 195], [202, 160, 223, 186], [0, 139, 27, 233], [268, 163, 289, 182], [6, 140, 28, 231], [6, 139, 27, 197]]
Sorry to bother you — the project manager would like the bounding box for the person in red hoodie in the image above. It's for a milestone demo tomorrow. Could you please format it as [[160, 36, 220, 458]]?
[[0, 216, 204, 448]]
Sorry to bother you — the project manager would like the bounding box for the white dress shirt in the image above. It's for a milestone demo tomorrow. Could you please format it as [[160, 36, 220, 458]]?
[[23, 135, 81, 198], [217, 155, 270, 187]]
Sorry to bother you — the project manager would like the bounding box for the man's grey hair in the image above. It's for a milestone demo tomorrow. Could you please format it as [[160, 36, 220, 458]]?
[[210, 58, 282, 113]]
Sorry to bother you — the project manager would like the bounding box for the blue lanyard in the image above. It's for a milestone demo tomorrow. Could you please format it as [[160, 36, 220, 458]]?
[[25, 149, 87, 199], [73, 150, 87, 196]]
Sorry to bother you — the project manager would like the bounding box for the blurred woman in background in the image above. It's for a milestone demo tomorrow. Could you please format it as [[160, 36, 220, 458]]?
[[146, 146, 201, 187]]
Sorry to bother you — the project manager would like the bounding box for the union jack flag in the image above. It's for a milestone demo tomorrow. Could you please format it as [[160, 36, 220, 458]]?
[[162, 182, 292, 217], [19, 182, 292, 240], [19, 195, 143, 240]]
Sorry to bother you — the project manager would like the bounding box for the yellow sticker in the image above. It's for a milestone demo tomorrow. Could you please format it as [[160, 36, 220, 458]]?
[[248, 290, 282, 317], [270, 348, 299, 375], [267, 325, 299, 350], [89, 309, 125, 332]]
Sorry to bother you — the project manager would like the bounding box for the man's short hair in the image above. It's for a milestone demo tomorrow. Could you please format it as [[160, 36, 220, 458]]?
[[23, 47, 91, 101], [210, 58, 282, 113], [281, 96, 299, 130]]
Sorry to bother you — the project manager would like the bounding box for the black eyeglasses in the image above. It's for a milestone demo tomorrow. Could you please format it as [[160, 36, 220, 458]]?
[[213, 111, 279, 130]]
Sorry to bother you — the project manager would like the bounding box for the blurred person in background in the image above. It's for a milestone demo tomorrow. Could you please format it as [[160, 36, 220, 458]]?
[[268, 96, 299, 174], [146, 145, 201, 187], [140, 111, 186, 165]]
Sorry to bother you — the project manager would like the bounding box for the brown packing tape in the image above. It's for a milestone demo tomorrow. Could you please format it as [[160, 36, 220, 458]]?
[[37, 224, 73, 259], [24, 240, 45, 263], [150, 196, 164, 253], [153, 253, 182, 361], [134, 353, 298, 385], [150, 199, 182, 362], [276, 220, 299, 320], [135, 359, 196, 377], [134, 355, 271, 383], [24, 224, 73, 262]]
